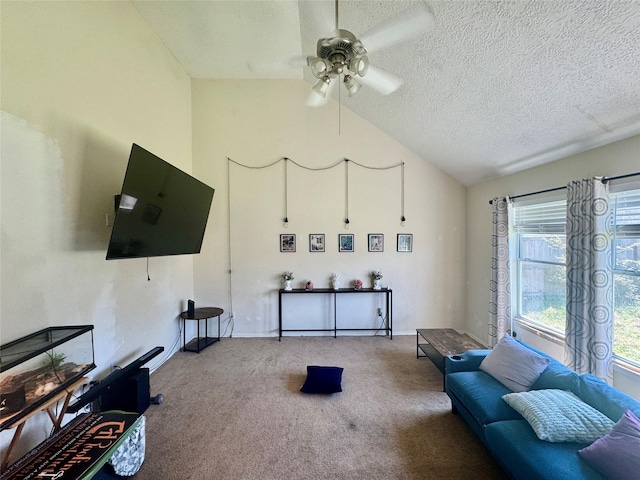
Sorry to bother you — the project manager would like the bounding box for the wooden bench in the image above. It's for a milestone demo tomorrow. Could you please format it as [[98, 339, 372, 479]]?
[[416, 328, 487, 389]]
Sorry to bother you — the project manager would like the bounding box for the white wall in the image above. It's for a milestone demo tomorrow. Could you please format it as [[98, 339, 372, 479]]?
[[465, 134, 640, 398], [1, 1, 192, 457], [191, 79, 467, 337]]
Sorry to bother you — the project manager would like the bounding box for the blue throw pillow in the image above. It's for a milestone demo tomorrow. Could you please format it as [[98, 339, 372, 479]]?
[[530, 361, 580, 395], [300, 366, 343, 394], [578, 409, 640, 480]]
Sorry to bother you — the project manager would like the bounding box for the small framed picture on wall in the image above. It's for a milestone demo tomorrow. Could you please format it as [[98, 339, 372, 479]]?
[[339, 234, 354, 252], [397, 233, 413, 252], [309, 234, 325, 252], [280, 234, 296, 252], [368, 234, 384, 252]]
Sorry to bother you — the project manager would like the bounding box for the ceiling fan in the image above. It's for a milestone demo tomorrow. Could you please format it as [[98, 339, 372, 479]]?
[[304, 0, 435, 107]]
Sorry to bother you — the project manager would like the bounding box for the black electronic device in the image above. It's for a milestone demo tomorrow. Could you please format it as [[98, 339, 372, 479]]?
[[187, 299, 195, 316], [100, 368, 151, 414], [106, 144, 215, 260], [67, 346, 164, 413]]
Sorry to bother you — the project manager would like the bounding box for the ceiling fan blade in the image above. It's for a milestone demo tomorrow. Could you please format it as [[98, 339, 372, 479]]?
[[306, 91, 330, 108], [359, 65, 404, 96], [248, 55, 306, 78], [359, 4, 435, 53], [288, 55, 309, 68]]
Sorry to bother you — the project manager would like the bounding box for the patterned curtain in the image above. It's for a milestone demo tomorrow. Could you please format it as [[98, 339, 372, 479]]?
[[565, 178, 613, 383], [489, 197, 511, 347]]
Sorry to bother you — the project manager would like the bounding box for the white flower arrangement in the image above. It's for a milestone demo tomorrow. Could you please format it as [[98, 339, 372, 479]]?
[[371, 269, 383, 280], [331, 272, 340, 282], [282, 271, 294, 281]]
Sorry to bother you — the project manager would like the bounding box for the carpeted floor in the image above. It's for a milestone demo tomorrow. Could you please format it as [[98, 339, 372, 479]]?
[[134, 335, 507, 480]]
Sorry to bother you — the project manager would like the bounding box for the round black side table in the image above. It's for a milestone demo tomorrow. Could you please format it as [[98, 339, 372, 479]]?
[[179, 307, 224, 353]]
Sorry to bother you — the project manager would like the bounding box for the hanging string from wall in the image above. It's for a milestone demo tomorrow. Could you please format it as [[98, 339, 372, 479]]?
[[227, 156, 405, 227], [345, 159, 350, 229], [401, 162, 406, 226], [284, 158, 289, 228]]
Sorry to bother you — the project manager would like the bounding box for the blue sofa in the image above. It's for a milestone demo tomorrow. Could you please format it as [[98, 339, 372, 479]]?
[[445, 343, 640, 480]]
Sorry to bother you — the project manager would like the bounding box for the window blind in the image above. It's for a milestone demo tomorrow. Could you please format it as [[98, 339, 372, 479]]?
[[612, 189, 640, 237], [512, 199, 567, 234]]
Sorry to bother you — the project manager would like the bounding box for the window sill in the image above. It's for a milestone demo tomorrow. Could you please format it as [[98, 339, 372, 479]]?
[[514, 317, 640, 377], [613, 357, 640, 375], [513, 317, 564, 345]]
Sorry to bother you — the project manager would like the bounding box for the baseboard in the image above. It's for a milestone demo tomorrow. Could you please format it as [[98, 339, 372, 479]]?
[[229, 332, 416, 338]]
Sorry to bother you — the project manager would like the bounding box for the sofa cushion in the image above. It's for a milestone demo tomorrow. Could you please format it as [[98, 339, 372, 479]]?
[[447, 371, 523, 425], [579, 373, 640, 422], [530, 360, 581, 395], [479, 334, 550, 392], [502, 389, 614, 443], [578, 409, 640, 480], [485, 420, 605, 480]]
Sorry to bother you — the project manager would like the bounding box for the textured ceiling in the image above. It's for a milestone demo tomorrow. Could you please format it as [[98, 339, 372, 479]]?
[[132, 0, 640, 186]]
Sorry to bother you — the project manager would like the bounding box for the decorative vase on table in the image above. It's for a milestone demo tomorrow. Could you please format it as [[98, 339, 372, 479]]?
[[371, 270, 383, 290], [331, 272, 340, 290], [282, 271, 294, 290]]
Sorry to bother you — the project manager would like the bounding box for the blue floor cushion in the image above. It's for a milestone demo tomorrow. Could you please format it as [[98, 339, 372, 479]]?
[[300, 366, 343, 394]]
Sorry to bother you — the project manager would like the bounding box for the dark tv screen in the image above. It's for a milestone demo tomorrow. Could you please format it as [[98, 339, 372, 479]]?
[[106, 144, 215, 260]]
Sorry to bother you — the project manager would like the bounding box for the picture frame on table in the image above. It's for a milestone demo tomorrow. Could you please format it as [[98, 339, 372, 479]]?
[[338, 234, 354, 252], [397, 233, 413, 252], [309, 234, 325, 252], [368, 234, 384, 252], [280, 234, 296, 252]]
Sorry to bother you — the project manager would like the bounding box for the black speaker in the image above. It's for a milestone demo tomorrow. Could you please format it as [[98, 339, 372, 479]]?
[[100, 368, 150, 414], [187, 299, 195, 316]]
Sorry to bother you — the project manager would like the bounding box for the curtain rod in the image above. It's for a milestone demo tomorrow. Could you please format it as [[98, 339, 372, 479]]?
[[488, 171, 640, 205]]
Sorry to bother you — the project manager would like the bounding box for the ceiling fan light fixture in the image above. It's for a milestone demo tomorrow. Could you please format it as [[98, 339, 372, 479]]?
[[312, 76, 332, 98], [349, 56, 369, 77], [308, 57, 331, 79], [344, 75, 361, 97]]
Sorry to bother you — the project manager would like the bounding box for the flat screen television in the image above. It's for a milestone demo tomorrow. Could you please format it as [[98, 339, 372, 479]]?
[[106, 144, 215, 260]]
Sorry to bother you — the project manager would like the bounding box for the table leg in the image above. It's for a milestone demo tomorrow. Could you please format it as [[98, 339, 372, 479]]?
[[53, 390, 75, 432], [388, 290, 393, 339], [1, 421, 25, 470], [278, 291, 282, 341], [334, 292, 337, 338]]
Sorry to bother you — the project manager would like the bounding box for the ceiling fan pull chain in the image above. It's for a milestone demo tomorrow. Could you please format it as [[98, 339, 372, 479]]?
[[338, 77, 342, 135]]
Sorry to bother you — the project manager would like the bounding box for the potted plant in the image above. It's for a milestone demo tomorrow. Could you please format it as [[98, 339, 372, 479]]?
[[44, 352, 66, 370], [282, 271, 294, 290], [371, 269, 383, 290]]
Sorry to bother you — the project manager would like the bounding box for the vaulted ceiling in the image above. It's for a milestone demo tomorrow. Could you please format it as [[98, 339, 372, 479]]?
[[132, 0, 640, 186]]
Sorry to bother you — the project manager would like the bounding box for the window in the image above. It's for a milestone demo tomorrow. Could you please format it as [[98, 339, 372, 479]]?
[[611, 188, 640, 366], [512, 199, 567, 334], [512, 188, 640, 368]]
